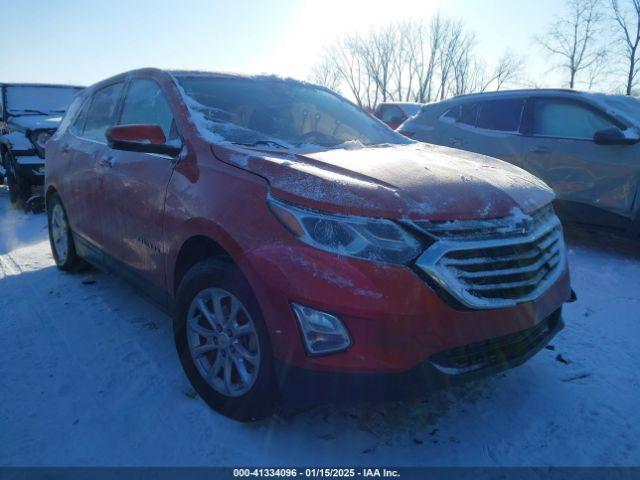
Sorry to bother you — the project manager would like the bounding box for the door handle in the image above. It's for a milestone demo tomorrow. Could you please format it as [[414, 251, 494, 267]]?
[[530, 146, 551, 154], [97, 155, 114, 168]]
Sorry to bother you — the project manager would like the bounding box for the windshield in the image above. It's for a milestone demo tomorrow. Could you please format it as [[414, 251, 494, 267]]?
[[6, 85, 82, 115], [176, 76, 410, 148]]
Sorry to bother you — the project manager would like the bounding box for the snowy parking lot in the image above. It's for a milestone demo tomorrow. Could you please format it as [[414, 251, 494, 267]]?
[[0, 184, 638, 467]]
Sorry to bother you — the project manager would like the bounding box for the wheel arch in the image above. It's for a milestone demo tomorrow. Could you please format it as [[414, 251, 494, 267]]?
[[171, 234, 236, 296]]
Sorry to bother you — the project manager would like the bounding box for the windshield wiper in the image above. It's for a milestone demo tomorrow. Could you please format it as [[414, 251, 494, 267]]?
[[234, 140, 290, 150]]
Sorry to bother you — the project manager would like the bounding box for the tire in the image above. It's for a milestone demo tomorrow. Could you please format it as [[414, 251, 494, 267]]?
[[47, 192, 84, 271], [5, 151, 32, 206], [174, 259, 279, 421]]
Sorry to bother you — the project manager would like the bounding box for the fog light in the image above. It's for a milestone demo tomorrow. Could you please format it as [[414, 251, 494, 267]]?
[[291, 303, 351, 355]]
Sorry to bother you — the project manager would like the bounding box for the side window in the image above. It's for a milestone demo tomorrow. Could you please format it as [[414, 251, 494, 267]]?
[[441, 105, 460, 123], [380, 105, 403, 123], [119, 79, 176, 140], [441, 103, 477, 126], [459, 103, 478, 126], [476, 99, 524, 132], [84, 83, 125, 142], [532, 100, 616, 139], [63, 96, 88, 135]]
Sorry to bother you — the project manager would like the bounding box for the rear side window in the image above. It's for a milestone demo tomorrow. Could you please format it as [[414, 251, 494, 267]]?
[[459, 103, 478, 126], [379, 105, 404, 123], [70, 98, 90, 135], [532, 100, 616, 139], [83, 82, 124, 142], [477, 99, 524, 132], [441, 105, 459, 123], [119, 79, 177, 140], [441, 103, 477, 125], [60, 95, 86, 135]]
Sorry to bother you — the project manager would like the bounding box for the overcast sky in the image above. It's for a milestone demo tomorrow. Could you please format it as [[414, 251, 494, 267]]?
[[2, 0, 568, 88]]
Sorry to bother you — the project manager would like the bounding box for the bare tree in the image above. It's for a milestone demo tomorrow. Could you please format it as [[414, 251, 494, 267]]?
[[308, 59, 342, 92], [324, 36, 370, 107], [312, 14, 525, 107], [392, 22, 421, 101], [360, 26, 397, 104], [537, 0, 606, 88], [450, 35, 486, 96], [436, 19, 474, 100], [481, 51, 526, 91], [411, 13, 445, 102], [610, 0, 640, 94]]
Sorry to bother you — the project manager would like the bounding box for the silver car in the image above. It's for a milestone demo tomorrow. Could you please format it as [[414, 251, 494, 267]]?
[[399, 89, 640, 235]]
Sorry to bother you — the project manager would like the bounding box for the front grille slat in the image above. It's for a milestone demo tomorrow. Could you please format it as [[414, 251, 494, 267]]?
[[468, 267, 549, 291], [455, 245, 560, 280], [414, 205, 566, 309]]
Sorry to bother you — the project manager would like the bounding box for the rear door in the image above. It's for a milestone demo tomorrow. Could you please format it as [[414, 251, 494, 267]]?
[[99, 77, 181, 291], [520, 97, 639, 223], [437, 98, 525, 166], [64, 82, 124, 248]]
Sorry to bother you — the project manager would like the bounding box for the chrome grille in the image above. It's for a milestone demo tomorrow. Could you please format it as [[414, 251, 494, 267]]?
[[412, 205, 566, 309]]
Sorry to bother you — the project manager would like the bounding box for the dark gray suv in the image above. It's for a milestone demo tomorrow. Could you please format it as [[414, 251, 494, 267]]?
[[399, 89, 640, 234]]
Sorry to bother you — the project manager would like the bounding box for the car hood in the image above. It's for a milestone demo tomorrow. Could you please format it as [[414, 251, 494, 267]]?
[[7, 114, 63, 132], [218, 143, 554, 221]]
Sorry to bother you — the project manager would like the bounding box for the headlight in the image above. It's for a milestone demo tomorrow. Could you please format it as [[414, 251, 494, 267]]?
[[268, 198, 422, 264], [29, 130, 52, 156]]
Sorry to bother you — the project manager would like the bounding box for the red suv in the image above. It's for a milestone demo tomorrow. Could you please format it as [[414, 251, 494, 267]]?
[[45, 69, 573, 421]]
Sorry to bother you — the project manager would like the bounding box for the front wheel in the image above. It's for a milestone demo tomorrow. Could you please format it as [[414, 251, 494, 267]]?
[[47, 193, 84, 271], [174, 259, 279, 421]]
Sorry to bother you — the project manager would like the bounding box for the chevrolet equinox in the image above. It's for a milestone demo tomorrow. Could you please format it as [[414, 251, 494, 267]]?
[[45, 68, 573, 420]]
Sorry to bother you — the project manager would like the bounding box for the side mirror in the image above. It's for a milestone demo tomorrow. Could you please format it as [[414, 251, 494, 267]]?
[[106, 124, 182, 156], [593, 127, 639, 146]]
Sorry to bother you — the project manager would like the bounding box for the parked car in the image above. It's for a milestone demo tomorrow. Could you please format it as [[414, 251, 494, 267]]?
[[399, 89, 640, 235], [373, 102, 422, 129], [45, 69, 573, 421], [0, 83, 83, 206]]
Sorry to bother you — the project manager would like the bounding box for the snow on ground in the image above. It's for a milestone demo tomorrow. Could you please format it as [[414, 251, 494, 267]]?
[[0, 184, 638, 467]]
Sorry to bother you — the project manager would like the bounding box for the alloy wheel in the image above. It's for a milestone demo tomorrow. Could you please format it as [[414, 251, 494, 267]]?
[[50, 203, 69, 264], [186, 288, 261, 397]]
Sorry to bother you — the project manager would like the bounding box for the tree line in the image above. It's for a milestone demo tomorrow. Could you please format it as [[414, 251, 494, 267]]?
[[309, 0, 640, 109]]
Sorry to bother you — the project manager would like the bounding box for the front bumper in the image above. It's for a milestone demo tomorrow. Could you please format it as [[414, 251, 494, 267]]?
[[275, 308, 564, 408], [243, 239, 572, 375]]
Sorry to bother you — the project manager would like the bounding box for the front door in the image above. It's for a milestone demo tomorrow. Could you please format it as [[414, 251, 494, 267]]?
[[520, 97, 640, 224], [99, 78, 180, 292]]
